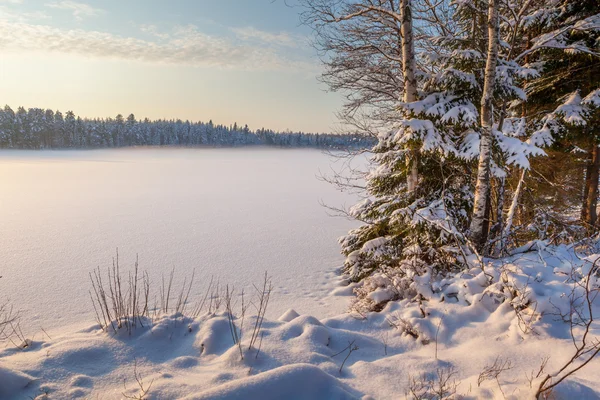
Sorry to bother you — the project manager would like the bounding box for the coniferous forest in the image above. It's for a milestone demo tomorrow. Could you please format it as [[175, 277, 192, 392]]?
[[0, 106, 373, 150]]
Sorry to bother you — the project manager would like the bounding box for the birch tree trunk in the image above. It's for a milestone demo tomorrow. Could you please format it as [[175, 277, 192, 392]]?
[[501, 169, 526, 252], [469, 0, 499, 250], [401, 0, 419, 192]]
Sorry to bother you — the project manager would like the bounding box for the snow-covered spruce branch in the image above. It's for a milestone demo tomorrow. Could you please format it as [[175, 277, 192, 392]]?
[[515, 15, 600, 62], [412, 198, 485, 272]]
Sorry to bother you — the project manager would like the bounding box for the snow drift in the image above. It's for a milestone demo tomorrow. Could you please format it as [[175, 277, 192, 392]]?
[[1, 241, 600, 399]]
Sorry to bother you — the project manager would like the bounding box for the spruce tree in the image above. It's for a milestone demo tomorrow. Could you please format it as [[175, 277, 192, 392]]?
[[526, 0, 600, 229]]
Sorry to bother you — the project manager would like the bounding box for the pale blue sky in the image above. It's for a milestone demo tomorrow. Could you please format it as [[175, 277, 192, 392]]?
[[0, 0, 343, 132]]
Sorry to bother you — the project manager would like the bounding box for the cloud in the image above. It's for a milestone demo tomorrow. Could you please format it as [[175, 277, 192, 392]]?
[[46, 1, 104, 20], [232, 27, 303, 48], [139, 24, 171, 40], [0, 5, 50, 21], [0, 19, 318, 72]]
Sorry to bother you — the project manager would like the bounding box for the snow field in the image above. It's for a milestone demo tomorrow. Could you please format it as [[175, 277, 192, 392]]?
[[2, 241, 600, 399]]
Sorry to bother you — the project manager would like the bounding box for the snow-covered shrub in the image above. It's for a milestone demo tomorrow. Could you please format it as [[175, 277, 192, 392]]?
[[89, 253, 204, 335], [89, 254, 151, 334], [0, 300, 17, 342], [406, 368, 459, 400], [0, 276, 19, 342]]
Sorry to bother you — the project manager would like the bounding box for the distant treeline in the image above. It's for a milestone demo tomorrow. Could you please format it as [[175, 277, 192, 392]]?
[[0, 106, 374, 150]]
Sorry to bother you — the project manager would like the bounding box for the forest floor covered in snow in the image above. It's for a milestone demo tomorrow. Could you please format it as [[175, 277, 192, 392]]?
[[2, 241, 600, 399]]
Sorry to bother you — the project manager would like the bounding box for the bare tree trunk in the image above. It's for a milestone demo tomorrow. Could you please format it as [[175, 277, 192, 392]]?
[[401, 0, 419, 192], [583, 144, 600, 229], [469, 0, 499, 250], [501, 169, 526, 251], [490, 105, 509, 252], [489, 176, 505, 251], [581, 149, 592, 224], [401, 0, 417, 104]]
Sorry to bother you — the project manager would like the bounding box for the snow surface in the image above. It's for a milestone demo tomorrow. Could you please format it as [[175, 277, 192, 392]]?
[[2, 239, 600, 398], [2, 149, 600, 399], [0, 148, 360, 334]]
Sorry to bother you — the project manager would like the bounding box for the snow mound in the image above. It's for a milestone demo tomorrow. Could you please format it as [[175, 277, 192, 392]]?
[[188, 364, 360, 400], [0, 365, 34, 398], [278, 309, 300, 322]]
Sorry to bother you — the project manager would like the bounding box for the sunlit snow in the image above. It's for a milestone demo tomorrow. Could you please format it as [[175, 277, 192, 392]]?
[[0, 148, 360, 333]]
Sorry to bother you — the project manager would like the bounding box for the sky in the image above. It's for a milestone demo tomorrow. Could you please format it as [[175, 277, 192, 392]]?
[[0, 0, 344, 132]]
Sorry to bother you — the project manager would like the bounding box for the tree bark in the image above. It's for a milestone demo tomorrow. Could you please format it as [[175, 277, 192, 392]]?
[[490, 104, 509, 251], [581, 149, 592, 224], [582, 144, 600, 229], [501, 169, 526, 251], [401, 0, 419, 192], [489, 176, 505, 251], [401, 0, 417, 104], [469, 0, 499, 250]]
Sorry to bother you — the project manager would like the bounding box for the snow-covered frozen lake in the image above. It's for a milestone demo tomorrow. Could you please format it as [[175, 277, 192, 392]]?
[[0, 148, 359, 333]]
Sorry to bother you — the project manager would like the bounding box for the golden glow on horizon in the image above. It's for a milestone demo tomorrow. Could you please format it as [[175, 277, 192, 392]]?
[[0, 53, 341, 133]]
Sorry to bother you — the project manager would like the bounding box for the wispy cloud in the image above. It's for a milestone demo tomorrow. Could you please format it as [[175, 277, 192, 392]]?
[[139, 24, 171, 40], [232, 27, 304, 48], [0, 18, 317, 72], [0, 4, 50, 21], [46, 0, 104, 20]]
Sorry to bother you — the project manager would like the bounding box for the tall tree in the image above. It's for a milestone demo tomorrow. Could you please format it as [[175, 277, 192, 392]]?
[[300, 0, 406, 137], [525, 1, 600, 229], [401, 0, 419, 191], [469, 0, 500, 250]]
